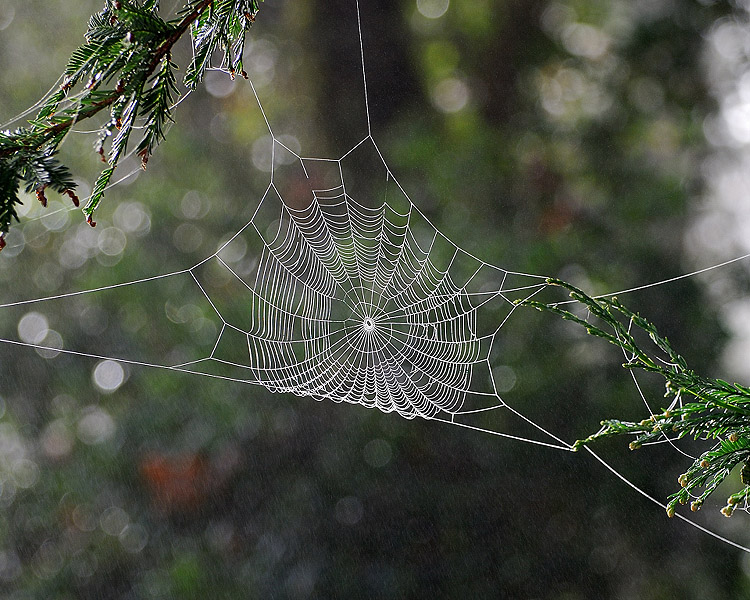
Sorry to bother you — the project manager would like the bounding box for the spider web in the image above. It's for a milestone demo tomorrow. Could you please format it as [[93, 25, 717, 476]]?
[[187, 131, 562, 443], [2, 0, 750, 554], [0, 84, 565, 450]]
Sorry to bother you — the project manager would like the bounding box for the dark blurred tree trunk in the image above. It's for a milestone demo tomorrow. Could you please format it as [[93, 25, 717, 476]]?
[[312, 0, 422, 134], [481, 0, 549, 124]]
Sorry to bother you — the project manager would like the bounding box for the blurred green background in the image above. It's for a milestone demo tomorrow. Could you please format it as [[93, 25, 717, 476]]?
[[2, 0, 750, 598]]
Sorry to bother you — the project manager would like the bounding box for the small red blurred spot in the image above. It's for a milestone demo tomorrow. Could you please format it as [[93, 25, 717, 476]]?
[[139, 448, 240, 516], [140, 453, 212, 515]]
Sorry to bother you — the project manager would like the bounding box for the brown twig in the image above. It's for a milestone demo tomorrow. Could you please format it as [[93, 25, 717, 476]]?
[[0, 0, 213, 160]]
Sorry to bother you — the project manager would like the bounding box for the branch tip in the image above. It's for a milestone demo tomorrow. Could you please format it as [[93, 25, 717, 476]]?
[[36, 187, 48, 208], [64, 189, 80, 207]]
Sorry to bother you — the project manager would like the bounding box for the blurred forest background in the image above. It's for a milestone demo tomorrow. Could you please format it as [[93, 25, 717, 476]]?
[[2, 0, 750, 598]]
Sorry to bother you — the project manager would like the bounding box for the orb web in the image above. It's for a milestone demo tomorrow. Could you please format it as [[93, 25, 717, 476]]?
[[1, 0, 750, 554], [191, 134, 547, 424]]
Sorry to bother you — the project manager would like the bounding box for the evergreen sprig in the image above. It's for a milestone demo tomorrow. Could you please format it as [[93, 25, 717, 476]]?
[[519, 279, 750, 518], [0, 0, 261, 244]]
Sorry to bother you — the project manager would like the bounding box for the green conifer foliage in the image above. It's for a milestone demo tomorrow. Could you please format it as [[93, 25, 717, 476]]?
[[522, 281, 750, 518], [0, 0, 261, 245]]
